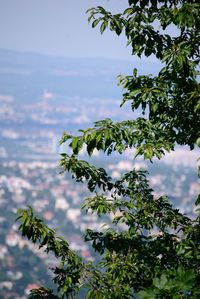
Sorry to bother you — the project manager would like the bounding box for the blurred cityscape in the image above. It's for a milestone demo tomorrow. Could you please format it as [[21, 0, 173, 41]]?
[[0, 49, 199, 298]]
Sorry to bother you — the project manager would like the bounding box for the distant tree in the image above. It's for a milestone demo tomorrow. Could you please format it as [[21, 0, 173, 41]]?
[[17, 1, 200, 298]]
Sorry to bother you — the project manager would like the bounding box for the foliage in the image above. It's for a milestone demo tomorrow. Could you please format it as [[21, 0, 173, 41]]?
[[17, 1, 200, 298]]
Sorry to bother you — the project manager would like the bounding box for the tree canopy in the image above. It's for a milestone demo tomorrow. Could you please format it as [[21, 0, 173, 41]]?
[[17, 1, 200, 298]]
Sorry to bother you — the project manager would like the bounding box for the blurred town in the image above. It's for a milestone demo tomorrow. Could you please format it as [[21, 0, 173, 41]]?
[[0, 49, 199, 298]]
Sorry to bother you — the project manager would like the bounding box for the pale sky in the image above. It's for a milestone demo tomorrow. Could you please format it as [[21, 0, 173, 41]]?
[[0, 0, 134, 60]]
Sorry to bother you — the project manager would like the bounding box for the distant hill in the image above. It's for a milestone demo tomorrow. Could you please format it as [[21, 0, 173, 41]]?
[[0, 48, 161, 102]]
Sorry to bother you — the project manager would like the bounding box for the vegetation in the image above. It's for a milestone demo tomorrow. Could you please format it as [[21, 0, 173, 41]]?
[[17, 1, 200, 298]]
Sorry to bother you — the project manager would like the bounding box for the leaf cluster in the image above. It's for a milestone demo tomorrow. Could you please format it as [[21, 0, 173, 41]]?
[[87, 1, 200, 150], [17, 1, 200, 298], [17, 207, 84, 298]]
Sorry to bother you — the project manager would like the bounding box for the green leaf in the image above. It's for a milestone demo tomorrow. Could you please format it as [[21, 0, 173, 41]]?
[[100, 21, 106, 34], [195, 194, 200, 205], [153, 274, 168, 290], [92, 19, 101, 28]]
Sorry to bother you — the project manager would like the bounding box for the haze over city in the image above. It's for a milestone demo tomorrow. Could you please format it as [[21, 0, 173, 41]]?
[[0, 0, 132, 60], [0, 1, 199, 298]]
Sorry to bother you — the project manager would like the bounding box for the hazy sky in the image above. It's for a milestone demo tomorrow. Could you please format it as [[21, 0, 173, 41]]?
[[0, 0, 134, 60]]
